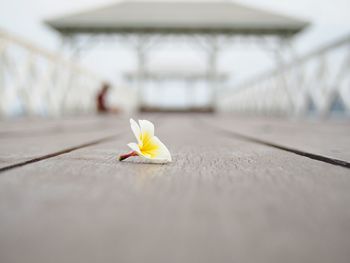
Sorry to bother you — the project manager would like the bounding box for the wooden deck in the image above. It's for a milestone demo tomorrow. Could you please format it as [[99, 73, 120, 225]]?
[[0, 114, 349, 263]]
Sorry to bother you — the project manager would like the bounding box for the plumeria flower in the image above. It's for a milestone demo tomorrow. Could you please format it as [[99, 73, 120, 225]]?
[[119, 119, 172, 163]]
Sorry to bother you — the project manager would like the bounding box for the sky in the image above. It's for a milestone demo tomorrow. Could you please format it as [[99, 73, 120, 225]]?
[[0, 0, 350, 107]]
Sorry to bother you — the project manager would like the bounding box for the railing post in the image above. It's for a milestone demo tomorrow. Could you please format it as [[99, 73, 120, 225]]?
[[273, 37, 295, 115]]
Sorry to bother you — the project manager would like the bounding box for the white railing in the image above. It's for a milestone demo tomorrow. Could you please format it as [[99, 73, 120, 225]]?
[[218, 34, 350, 117], [0, 29, 136, 118]]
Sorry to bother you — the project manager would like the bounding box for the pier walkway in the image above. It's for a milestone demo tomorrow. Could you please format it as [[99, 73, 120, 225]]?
[[0, 114, 349, 263]]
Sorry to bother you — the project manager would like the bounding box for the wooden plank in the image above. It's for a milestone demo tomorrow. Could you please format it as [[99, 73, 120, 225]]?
[[0, 115, 126, 137], [0, 115, 349, 263], [0, 114, 161, 170], [203, 115, 350, 162], [0, 116, 129, 170]]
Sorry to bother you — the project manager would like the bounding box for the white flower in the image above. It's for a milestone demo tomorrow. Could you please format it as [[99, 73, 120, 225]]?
[[119, 119, 172, 163]]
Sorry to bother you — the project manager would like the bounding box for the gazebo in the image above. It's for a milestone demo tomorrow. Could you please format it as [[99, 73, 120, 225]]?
[[45, 0, 308, 112]]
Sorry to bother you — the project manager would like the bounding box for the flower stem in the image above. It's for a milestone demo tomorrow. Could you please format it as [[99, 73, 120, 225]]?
[[119, 151, 138, 161]]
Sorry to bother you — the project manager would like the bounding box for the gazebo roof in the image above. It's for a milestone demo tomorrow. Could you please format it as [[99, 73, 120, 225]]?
[[45, 0, 309, 36]]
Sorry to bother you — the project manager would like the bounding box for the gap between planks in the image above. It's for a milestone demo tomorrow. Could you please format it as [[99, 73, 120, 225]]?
[[0, 134, 121, 174], [2, 115, 348, 174], [198, 118, 350, 169], [0, 115, 163, 173]]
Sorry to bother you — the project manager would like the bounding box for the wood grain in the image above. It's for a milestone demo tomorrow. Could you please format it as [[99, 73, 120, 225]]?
[[203, 114, 350, 162], [0, 115, 349, 263], [0, 115, 127, 137], [0, 115, 130, 169]]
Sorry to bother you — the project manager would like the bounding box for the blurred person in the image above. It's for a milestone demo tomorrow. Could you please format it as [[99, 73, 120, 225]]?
[[96, 82, 120, 114]]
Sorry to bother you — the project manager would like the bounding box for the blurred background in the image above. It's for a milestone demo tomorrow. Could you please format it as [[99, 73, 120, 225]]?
[[0, 0, 349, 118]]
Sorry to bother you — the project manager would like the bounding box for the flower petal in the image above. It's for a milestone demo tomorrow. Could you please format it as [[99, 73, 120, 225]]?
[[125, 119, 171, 164], [137, 136, 171, 163], [130, 119, 141, 144], [139, 120, 154, 144], [151, 136, 172, 162], [127, 143, 142, 155]]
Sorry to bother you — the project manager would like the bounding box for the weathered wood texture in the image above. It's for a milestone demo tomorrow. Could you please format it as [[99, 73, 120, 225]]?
[[0, 115, 113, 136], [204, 114, 350, 162], [0, 116, 129, 169], [0, 115, 349, 263]]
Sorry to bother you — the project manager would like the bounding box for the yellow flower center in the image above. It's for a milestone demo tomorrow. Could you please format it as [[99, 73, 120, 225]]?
[[139, 132, 159, 158]]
